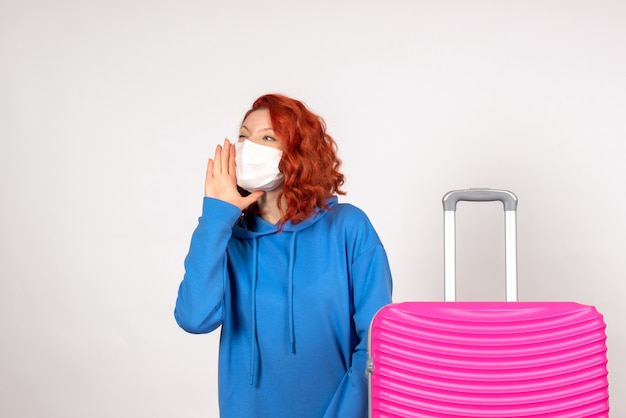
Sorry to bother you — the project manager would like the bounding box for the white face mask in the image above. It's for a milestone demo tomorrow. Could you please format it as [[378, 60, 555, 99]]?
[[235, 141, 284, 192]]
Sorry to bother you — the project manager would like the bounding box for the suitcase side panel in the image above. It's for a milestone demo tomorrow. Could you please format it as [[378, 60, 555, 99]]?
[[368, 302, 609, 418]]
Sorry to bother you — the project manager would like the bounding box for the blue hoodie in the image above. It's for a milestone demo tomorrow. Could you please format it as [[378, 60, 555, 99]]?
[[175, 196, 393, 417]]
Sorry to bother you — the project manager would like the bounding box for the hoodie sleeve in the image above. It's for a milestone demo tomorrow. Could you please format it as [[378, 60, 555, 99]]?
[[323, 243, 393, 417], [174, 197, 242, 334]]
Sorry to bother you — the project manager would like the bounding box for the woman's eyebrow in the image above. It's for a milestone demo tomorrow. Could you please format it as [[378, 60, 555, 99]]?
[[240, 125, 274, 132]]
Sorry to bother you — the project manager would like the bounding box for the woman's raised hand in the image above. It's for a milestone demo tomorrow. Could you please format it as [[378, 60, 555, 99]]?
[[204, 139, 265, 210]]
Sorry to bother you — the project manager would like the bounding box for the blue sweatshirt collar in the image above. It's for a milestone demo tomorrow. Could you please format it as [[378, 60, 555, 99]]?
[[232, 196, 338, 238]]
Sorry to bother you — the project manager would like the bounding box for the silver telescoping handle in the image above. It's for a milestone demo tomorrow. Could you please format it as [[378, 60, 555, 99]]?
[[442, 189, 519, 302]]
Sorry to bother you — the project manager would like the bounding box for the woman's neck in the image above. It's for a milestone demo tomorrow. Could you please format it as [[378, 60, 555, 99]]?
[[256, 188, 284, 225]]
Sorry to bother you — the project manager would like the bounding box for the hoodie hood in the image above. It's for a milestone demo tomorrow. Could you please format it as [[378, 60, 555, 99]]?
[[232, 196, 338, 239], [231, 196, 338, 385]]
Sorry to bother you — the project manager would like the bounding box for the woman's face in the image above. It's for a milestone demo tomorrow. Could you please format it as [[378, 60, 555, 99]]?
[[238, 109, 285, 151]]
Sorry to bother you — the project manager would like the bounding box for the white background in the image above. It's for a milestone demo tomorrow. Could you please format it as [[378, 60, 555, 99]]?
[[1, 0, 624, 416]]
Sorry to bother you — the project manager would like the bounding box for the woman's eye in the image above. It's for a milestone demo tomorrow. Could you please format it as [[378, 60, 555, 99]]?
[[263, 136, 276, 142], [238, 134, 246, 139]]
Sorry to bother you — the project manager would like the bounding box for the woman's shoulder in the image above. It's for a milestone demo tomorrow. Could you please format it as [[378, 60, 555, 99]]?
[[327, 201, 374, 228], [332, 201, 367, 216], [325, 201, 384, 250]]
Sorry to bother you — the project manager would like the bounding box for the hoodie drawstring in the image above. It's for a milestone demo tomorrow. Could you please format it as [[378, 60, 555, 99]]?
[[288, 232, 297, 354], [250, 238, 259, 385], [249, 231, 298, 385]]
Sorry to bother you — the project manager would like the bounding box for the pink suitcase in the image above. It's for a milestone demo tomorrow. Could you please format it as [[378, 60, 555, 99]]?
[[366, 189, 609, 417]]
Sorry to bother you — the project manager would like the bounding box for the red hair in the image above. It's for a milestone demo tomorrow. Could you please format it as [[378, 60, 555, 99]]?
[[243, 94, 346, 225]]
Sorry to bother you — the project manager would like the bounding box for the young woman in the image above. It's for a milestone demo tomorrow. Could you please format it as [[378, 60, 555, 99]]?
[[175, 94, 393, 417]]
